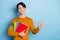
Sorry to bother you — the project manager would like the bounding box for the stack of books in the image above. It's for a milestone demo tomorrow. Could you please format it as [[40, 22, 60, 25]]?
[[11, 22, 27, 33]]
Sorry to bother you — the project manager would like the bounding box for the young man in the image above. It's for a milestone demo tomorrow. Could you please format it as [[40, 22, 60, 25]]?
[[8, 2, 43, 40]]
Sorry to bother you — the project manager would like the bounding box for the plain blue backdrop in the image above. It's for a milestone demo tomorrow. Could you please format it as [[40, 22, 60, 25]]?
[[0, 0, 60, 40]]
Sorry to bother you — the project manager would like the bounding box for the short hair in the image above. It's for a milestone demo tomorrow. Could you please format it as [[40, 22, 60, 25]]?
[[17, 2, 26, 9]]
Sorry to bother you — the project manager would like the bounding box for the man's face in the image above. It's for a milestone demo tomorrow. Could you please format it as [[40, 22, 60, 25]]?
[[18, 5, 26, 15]]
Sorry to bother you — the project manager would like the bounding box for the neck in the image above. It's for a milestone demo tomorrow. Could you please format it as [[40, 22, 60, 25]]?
[[19, 14, 26, 18]]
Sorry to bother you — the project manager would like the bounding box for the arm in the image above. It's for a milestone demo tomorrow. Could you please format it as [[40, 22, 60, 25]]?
[[8, 20, 26, 37], [30, 19, 40, 34], [7, 21, 19, 37]]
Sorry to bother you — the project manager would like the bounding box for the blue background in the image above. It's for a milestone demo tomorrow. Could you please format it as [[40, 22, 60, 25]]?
[[0, 0, 60, 40]]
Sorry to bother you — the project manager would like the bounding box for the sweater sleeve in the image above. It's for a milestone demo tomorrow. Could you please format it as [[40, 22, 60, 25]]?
[[7, 20, 19, 37], [30, 19, 40, 34]]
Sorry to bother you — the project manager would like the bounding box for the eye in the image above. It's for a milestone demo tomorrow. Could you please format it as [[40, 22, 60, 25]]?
[[18, 8, 21, 9]]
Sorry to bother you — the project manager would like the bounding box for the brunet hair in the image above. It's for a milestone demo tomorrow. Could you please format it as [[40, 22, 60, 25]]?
[[17, 2, 26, 9]]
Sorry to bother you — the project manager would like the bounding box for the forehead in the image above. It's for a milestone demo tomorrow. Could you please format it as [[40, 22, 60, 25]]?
[[18, 5, 23, 8]]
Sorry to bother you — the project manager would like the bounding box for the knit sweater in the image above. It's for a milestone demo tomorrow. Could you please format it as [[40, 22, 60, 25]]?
[[8, 16, 39, 40]]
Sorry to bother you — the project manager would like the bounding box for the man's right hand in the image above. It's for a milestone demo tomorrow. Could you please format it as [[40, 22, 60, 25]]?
[[19, 30, 26, 38]]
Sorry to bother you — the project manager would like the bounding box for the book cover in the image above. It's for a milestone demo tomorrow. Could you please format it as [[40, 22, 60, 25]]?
[[11, 22, 27, 33]]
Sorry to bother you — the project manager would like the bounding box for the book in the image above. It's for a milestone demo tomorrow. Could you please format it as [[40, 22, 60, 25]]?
[[11, 22, 27, 33]]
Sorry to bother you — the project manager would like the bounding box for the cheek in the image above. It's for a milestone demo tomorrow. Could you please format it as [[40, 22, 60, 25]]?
[[18, 9, 21, 12], [18, 9, 21, 11], [22, 9, 25, 12]]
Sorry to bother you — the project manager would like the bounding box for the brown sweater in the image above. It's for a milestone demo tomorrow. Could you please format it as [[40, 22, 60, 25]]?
[[8, 16, 39, 40]]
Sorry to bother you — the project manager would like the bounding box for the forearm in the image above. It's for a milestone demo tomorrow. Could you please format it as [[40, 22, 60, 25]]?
[[7, 25, 19, 37], [8, 30, 19, 37], [32, 27, 40, 34]]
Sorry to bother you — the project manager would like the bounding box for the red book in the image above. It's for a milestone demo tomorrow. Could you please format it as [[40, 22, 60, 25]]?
[[16, 22, 27, 33]]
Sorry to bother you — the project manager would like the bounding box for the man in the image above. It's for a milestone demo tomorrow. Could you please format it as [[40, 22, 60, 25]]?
[[8, 2, 43, 40]]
